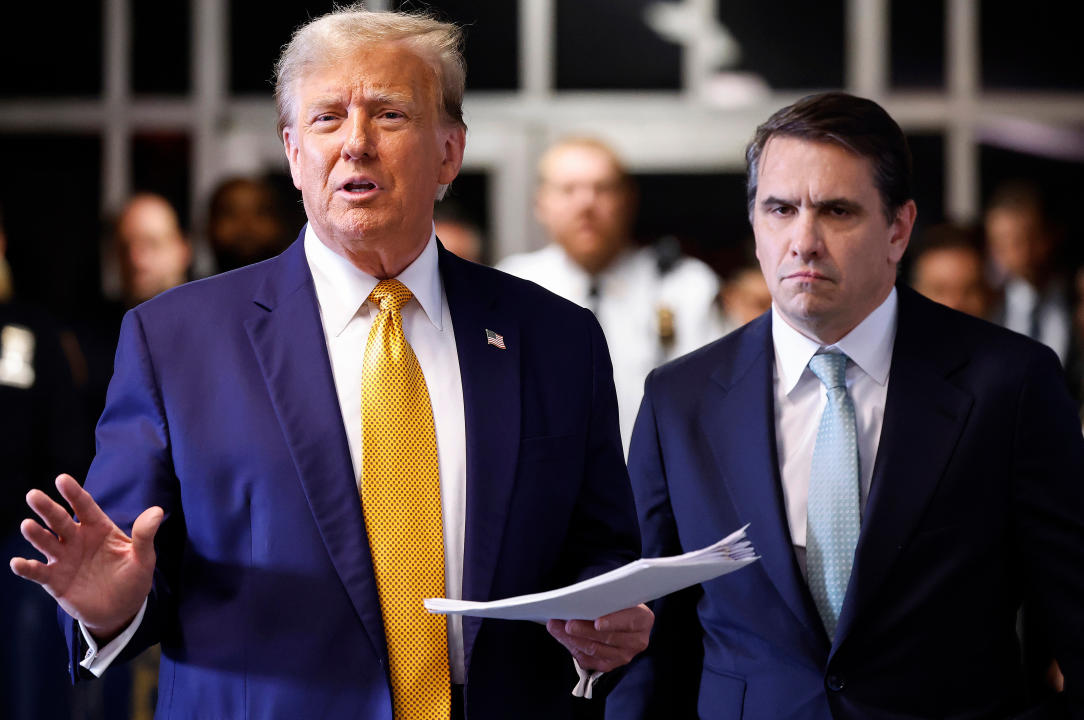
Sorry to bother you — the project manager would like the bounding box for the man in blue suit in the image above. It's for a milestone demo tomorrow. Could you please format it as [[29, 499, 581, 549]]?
[[10, 7, 651, 719], [610, 93, 1084, 718]]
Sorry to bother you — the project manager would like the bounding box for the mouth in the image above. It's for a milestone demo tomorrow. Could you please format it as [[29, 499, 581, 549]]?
[[784, 269, 831, 282], [339, 178, 380, 195]]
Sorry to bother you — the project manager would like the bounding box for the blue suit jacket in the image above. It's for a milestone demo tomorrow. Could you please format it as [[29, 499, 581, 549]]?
[[612, 286, 1084, 719], [63, 236, 639, 719]]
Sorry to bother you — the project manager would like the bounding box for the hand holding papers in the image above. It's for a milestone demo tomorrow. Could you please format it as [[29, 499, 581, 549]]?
[[425, 525, 757, 623]]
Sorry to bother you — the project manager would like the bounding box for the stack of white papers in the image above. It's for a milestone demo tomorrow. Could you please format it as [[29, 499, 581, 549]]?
[[425, 525, 758, 622]]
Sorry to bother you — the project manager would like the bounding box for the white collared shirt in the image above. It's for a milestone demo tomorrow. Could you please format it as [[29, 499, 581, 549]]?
[[306, 225, 468, 684], [497, 243, 721, 454], [771, 288, 897, 555], [83, 225, 469, 684], [1002, 277, 1071, 364]]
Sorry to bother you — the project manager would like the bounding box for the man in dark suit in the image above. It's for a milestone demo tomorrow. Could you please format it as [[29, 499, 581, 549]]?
[[10, 7, 651, 719], [609, 92, 1084, 719]]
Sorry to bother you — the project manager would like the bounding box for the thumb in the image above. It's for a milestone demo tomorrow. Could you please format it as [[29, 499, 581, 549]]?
[[131, 506, 164, 562]]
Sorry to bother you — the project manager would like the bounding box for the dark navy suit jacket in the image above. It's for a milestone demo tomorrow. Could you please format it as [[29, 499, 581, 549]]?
[[612, 286, 1084, 719], [62, 235, 639, 719]]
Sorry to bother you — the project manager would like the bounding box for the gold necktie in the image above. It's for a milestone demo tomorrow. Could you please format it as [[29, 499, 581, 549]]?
[[361, 279, 451, 719]]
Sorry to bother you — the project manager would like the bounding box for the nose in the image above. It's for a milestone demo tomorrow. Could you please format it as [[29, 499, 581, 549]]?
[[790, 211, 823, 261], [569, 183, 602, 212], [342, 114, 375, 161]]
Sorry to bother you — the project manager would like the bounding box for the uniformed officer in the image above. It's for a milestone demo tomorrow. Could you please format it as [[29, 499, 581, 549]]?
[[498, 138, 721, 452]]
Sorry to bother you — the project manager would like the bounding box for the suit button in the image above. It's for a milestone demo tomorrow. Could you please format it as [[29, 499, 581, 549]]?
[[826, 675, 845, 692]]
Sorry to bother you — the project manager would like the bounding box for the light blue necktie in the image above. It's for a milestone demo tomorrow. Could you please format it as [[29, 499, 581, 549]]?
[[806, 352, 860, 640]]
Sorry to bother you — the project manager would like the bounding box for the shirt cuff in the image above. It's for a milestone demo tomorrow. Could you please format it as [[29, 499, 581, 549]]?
[[78, 598, 148, 677], [571, 658, 605, 699]]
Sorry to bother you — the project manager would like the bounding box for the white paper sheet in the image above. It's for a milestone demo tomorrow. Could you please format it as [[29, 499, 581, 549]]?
[[424, 525, 758, 622]]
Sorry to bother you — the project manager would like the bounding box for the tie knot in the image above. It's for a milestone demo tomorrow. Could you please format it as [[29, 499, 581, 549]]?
[[808, 352, 848, 390], [369, 279, 413, 314]]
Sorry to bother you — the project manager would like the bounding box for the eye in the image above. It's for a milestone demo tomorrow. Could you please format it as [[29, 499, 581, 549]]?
[[769, 205, 794, 217], [379, 110, 406, 121], [827, 205, 852, 218], [313, 113, 338, 123]]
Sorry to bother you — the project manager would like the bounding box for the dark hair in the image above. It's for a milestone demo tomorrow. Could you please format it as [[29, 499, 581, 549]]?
[[908, 222, 985, 279], [986, 179, 1046, 218], [745, 92, 913, 224]]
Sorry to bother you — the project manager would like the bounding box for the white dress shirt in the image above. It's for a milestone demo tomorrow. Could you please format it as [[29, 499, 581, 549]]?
[[498, 243, 721, 454], [1002, 277, 1071, 364], [83, 225, 470, 684], [306, 225, 468, 683], [771, 288, 897, 574]]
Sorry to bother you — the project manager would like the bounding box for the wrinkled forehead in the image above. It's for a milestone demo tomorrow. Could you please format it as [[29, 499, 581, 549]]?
[[540, 145, 626, 187], [296, 39, 439, 103], [757, 136, 876, 196]]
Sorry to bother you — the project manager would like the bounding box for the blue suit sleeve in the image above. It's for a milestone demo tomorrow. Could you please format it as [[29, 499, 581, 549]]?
[[1012, 343, 1084, 711], [606, 370, 703, 720], [61, 309, 183, 681], [558, 309, 640, 585]]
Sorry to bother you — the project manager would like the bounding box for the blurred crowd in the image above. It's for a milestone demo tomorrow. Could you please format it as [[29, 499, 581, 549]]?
[[2, 141, 1083, 719], [1, 174, 297, 720]]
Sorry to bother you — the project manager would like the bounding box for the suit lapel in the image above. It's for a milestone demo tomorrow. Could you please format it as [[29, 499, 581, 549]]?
[[439, 248, 522, 670], [703, 315, 829, 651], [832, 288, 973, 652], [244, 237, 389, 666]]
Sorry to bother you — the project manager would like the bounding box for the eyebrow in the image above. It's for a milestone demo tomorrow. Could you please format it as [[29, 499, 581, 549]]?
[[365, 88, 415, 106], [813, 198, 864, 213], [304, 89, 416, 111], [760, 195, 864, 213]]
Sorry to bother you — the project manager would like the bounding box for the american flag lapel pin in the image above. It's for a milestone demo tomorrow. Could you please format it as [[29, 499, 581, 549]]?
[[485, 329, 506, 350]]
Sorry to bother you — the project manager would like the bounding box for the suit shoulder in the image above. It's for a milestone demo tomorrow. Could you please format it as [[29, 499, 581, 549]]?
[[493, 246, 560, 283], [129, 258, 282, 326], [650, 313, 770, 389], [460, 256, 595, 321], [901, 287, 1054, 361]]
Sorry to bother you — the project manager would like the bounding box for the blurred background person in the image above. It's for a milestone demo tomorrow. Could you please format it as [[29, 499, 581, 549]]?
[[1066, 265, 1084, 428], [82, 192, 194, 720], [985, 180, 1072, 363], [498, 137, 720, 453], [909, 222, 993, 319], [1, 204, 89, 720], [115, 193, 192, 308], [79, 193, 194, 433], [717, 248, 772, 335], [206, 175, 292, 273], [434, 200, 485, 263]]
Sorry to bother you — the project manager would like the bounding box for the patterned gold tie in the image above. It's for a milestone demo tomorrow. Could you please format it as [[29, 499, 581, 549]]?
[[361, 279, 451, 720]]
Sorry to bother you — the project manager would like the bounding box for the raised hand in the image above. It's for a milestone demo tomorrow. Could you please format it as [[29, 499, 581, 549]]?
[[547, 603, 654, 672], [9, 473, 163, 642]]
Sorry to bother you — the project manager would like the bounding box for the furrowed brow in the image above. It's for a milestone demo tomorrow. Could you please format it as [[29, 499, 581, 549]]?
[[760, 195, 795, 208], [812, 198, 864, 213], [364, 88, 415, 106]]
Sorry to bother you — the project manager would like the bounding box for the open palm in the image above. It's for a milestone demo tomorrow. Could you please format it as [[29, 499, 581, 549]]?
[[9, 474, 163, 641]]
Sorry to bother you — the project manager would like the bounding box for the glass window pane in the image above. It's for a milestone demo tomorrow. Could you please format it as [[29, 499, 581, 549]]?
[[131, 133, 192, 231], [230, 1, 337, 95], [907, 132, 945, 231], [395, 1, 518, 91], [0, 134, 102, 315], [133, 1, 191, 95], [716, 0, 845, 90], [890, 0, 944, 89], [982, 1, 1084, 90], [556, 0, 682, 90], [0, 7, 102, 97]]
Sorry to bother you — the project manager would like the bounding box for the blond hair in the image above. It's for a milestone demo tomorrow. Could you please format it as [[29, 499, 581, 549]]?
[[273, 3, 466, 137], [537, 137, 630, 187]]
